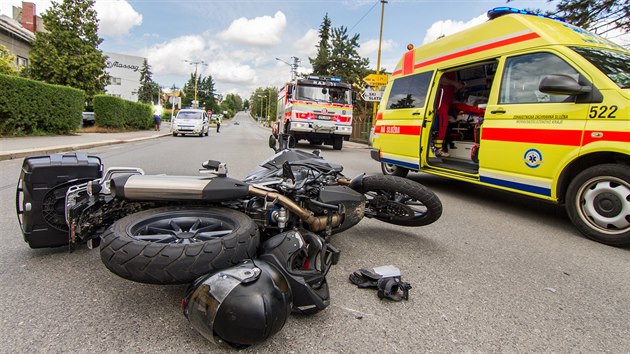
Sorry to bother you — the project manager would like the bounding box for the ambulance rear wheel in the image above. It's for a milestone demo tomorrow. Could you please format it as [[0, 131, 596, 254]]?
[[566, 164, 630, 247], [381, 162, 409, 178]]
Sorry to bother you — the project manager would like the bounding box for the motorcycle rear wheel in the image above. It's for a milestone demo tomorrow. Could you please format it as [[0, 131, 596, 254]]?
[[100, 206, 259, 284], [363, 175, 442, 226]]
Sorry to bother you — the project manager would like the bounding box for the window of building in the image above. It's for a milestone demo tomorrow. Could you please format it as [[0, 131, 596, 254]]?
[[110, 77, 122, 85], [16, 56, 29, 67], [386, 71, 433, 109]]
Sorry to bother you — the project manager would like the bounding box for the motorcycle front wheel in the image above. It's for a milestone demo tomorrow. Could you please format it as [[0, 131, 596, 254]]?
[[100, 206, 259, 284], [363, 175, 442, 226]]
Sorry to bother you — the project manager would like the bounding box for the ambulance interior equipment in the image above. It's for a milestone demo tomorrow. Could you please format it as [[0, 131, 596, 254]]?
[[431, 62, 497, 163]]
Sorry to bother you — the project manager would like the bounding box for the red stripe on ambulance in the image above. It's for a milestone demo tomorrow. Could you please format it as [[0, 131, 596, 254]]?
[[374, 125, 421, 135], [482, 128, 630, 146], [482, 127, 582, 145], [393, 32, 540, 77], [582, 130, 630, 145]]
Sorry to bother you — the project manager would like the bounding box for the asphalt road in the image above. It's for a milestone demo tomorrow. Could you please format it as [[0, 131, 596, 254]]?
[[1, 111, 628, 352]]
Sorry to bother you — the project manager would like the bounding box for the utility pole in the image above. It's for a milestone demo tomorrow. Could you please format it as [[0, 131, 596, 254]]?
[[257, 94, 265, 121], [276, 56, 300, 81], [373, 0, 387, 126], [185, 60, 208, 108], [267, 89, 271, 120]]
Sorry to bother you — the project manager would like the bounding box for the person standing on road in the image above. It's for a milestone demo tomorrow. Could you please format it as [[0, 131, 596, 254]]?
[[154, 114, 161, 131], [216, 114, 221, 133], [153, 105, 162, 131]]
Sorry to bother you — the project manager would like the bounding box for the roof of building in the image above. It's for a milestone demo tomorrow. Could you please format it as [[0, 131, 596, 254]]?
[[0, 15, 36, 43]]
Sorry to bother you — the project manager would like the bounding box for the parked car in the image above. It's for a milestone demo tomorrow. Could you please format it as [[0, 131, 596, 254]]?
[[82, 112, 95, 127], [171, 109, 210, 137]]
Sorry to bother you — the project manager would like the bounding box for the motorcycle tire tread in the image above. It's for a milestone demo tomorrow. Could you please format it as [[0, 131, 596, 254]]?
[[99, 206, 259, 285], [363, 175, 443, 227]]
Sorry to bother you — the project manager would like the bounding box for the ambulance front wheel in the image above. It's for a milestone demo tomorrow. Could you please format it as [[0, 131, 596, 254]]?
[[566, 164, 630, 247], [381, 162, 409, 178]]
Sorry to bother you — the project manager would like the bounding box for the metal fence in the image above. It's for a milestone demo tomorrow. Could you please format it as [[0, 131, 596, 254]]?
[[350, 115, 372, 144]]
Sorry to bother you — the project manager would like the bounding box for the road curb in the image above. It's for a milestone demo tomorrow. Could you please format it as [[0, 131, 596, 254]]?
[[0, 133, 171, 161]]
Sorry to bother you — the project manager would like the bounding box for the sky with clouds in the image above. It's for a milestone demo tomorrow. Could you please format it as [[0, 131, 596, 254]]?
[[1, 0, 628, 99]]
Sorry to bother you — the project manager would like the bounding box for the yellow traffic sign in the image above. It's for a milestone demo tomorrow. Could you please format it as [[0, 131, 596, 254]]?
[[363, 73, 388, 87]]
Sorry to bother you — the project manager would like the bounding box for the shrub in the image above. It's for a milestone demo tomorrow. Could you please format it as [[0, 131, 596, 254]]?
[[161, 109, 177, 122], [0, 74, 84, 135], [93, 95, 153, 130]]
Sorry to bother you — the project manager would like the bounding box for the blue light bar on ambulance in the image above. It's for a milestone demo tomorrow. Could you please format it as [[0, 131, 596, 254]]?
[[330, 77, 341, 82], [487, 7, 565, 22]]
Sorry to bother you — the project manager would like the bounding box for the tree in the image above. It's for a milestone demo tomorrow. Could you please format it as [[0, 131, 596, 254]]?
[[137, 59, 157, 104], [181, 73, 197, 107], [198, 75, 220, 113], [553, 0, 629, 35], [220, 93, 244, 117], [510, 0, 629, 37], [182, 73, 220, 112], [309, 14, 332, 76], [249, 87, 277, 120], [0, 44, 17, 75], [28, 0, 109, 101], [329, 26, 370, 85]]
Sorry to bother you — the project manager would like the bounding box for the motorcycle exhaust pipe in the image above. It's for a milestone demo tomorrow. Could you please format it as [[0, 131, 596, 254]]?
[[110, 175, 249, 201], [247, 186, 341, 233], [110, 175, 341, 232]]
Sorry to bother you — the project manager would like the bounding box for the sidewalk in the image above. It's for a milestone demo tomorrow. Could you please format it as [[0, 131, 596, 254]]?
[[0, 128, 171, 161]]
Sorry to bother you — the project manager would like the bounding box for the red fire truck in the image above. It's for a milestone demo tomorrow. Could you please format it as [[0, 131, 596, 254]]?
[[275, 76, 353, 150]]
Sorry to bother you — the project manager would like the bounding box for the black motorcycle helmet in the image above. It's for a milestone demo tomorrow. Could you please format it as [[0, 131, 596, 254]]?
[[259, 230, 340, 315], [182, 259, 291, 347]]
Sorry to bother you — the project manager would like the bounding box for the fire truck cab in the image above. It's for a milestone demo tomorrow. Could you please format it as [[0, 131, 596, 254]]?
[[276, 76, 353, 150]]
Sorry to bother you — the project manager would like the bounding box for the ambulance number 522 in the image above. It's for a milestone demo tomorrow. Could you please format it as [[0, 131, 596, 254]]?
[[589, 105, 618, 119]]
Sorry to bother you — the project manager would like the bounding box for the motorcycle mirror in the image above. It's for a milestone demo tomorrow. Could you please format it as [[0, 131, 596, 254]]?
[[282, 161, 295, 182], [268, 135, 278, 151], [202, 160, 221, 171]]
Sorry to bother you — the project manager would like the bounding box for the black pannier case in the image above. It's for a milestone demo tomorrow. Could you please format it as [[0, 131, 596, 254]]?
[[16, 153, 102, 248]]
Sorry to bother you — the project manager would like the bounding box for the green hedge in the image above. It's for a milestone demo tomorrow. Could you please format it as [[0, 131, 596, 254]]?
[[93, 95, 153, 129], [0, 74, 84, 135]]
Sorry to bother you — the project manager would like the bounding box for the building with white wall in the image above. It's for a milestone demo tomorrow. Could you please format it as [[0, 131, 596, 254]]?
[[104, 52, 145, 102]]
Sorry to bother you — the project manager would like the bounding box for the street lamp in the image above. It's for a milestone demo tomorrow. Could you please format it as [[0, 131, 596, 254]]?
[[169, 84, 179, 121], [275, 57, 300, 81], [267, 90, 271, 121], [257, 94, 266, 122], [184, 59, 208, 108]]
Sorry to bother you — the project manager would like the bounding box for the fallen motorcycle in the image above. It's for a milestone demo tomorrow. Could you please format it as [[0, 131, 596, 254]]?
[[16, 134, 443, 346]]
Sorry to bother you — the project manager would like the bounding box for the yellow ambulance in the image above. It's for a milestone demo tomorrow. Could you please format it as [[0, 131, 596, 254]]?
[[370, 8, 630, 246]]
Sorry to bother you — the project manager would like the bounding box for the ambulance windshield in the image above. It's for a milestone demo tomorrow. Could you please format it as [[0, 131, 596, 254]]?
[[571, 47, 630, 89]]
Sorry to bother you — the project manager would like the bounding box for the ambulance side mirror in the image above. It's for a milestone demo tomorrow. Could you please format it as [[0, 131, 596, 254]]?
[[539, 74, 591, 96]]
